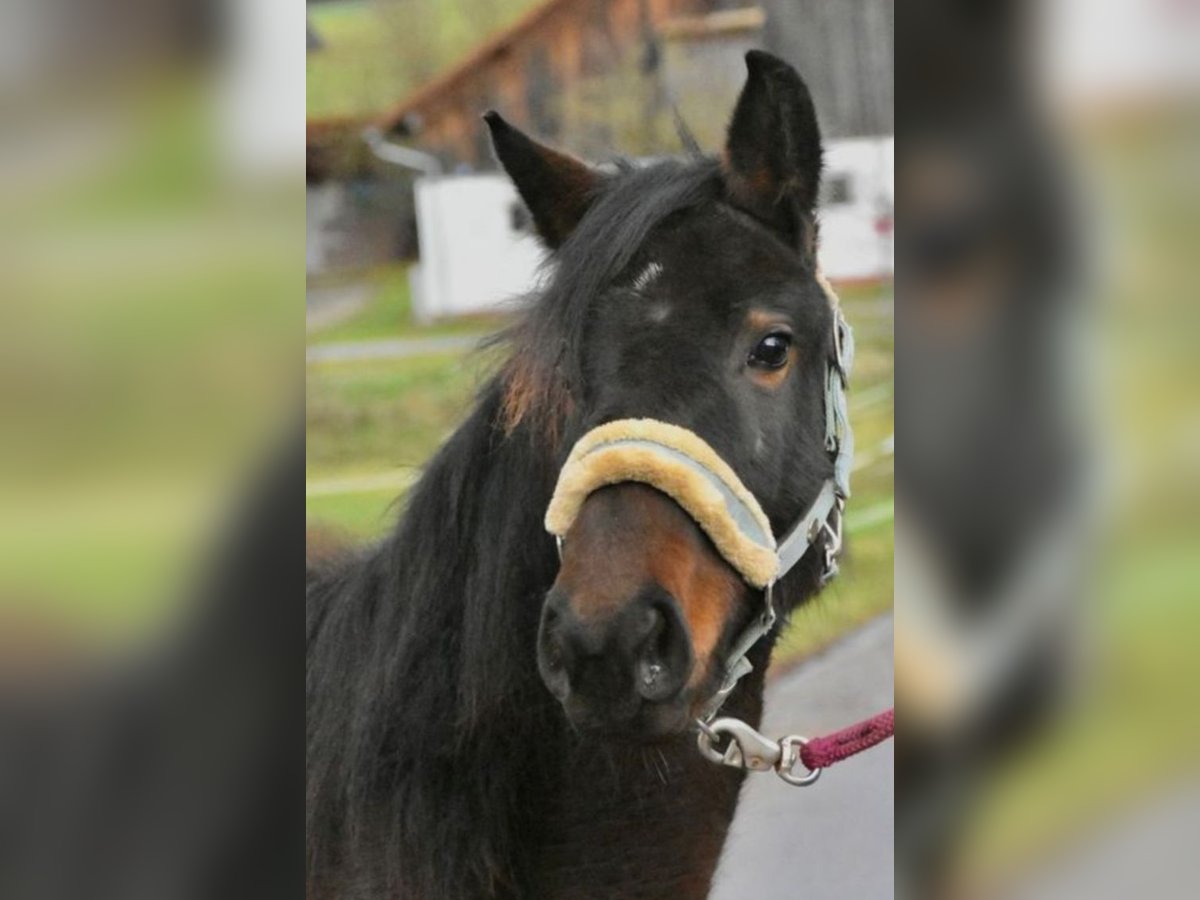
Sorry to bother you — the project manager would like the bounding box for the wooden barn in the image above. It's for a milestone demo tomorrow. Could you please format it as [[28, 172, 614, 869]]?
[[375, 0, 731, 167], [370, 0, 893, 169], [305, 0, 893, 273]]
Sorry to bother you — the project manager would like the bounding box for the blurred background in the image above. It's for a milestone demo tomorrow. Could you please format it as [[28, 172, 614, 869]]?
[[899, 1, 1200, 898], [0, 1, 301, 898]]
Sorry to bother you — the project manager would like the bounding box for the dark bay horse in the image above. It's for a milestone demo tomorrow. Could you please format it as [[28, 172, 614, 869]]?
[[307, 52, 839, 899]]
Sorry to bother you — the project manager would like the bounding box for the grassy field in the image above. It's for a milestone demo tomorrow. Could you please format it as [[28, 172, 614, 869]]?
[[308, 265, 507, 345], [306, 270, 894, 665]]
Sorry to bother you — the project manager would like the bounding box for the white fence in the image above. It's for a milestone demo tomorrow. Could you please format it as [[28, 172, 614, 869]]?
[[411, 137, 893, 321]]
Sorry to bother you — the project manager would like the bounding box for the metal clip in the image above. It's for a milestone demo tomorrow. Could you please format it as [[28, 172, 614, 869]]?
[[695, 719, 823, 786], [696, 718, 782, 772]]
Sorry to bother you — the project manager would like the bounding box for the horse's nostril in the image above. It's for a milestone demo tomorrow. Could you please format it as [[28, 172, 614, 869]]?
[[633, 599, 692, 703], [538, 589, 692, 715]]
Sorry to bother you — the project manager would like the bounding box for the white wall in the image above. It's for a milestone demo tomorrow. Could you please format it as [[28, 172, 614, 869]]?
[[818, 136, 894, 281], [412, 137, 894, 320], [412, 174, 547, 322]]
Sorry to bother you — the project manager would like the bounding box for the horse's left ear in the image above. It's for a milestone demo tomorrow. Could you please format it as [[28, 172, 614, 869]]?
[[484, 111, 602, 249], [723, 51, 823, 247]]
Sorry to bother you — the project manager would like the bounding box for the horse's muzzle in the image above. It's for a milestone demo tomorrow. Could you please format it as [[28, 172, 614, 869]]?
[[537, 583, 694, 735]]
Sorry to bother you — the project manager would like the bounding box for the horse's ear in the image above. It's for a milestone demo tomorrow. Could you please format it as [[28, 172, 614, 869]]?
[[723, 51, 823, 246], [484, 111, 602, 249]]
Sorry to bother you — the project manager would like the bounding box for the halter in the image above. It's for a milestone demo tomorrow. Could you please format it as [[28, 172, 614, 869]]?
[[546, 283, 889, 786]]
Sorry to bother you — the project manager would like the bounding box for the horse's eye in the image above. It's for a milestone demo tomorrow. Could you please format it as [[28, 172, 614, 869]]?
[[748, 332, 792, 369]]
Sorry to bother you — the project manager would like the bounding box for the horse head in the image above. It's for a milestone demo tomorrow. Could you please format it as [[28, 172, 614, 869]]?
[[488, 52, 839, 739]]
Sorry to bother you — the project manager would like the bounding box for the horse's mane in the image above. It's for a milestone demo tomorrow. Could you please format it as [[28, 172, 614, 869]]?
[[306, 154, 727, 898]]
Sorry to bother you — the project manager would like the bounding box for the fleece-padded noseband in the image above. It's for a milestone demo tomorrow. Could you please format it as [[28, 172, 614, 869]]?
[[545, 419, 780, 587]]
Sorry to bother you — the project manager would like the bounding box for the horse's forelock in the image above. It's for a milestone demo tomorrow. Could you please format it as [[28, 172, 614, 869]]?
[[499, 159, 724, 444]]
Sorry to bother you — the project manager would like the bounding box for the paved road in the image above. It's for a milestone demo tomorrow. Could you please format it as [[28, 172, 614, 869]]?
[[1002, 780, 1200, 900], [306, 283, 371, 332], [711, 615, 894, 900]]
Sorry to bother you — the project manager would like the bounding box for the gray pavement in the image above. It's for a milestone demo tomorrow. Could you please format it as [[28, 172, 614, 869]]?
[[306, 283, 370, 332], [1002, 779, 1200, 900], [306, 333, 485, 363], [712, 614, 894, 900]]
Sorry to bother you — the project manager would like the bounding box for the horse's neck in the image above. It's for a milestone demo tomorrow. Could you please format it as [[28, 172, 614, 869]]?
[[377, 393, 776, 899], [523, 665, 768, 900]]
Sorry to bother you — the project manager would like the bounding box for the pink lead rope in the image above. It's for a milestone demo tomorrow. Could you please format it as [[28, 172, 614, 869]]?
[[799, 708, 894, 771], [695, 707, 894, 785]]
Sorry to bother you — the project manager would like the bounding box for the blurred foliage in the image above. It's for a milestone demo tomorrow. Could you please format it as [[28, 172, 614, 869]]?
[[513, 39, 744, 162], [0, 77, 300, 642], [555, 52, 679, 159], [306, 0, 542, 119]]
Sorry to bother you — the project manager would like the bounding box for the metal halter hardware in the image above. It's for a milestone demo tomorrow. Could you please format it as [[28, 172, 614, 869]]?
[[696, 718, 822, 787], [813, 497, 845, 586]]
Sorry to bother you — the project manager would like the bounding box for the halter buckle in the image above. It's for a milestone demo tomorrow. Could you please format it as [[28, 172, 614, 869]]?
[[805, 498, 844, 585], [819, 499, 844, 585]]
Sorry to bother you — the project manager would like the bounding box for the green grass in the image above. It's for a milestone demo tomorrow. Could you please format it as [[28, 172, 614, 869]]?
[[307, 351, 498, 477], [308, 264, 507, 346], [306, 282, 895, 666], [306, 1, 408, 120], [306, 487, 407, 540]]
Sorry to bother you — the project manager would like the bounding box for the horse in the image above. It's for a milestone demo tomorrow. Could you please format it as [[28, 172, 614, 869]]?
[[307, 51, 842, 899]]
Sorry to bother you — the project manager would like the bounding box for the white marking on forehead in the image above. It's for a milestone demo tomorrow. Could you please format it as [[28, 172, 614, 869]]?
[[632, 262, 663, 293], [647, 301, 671, 323]]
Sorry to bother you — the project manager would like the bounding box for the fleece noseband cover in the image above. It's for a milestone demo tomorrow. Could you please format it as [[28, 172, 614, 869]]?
[[544, 419, 781, 587]]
